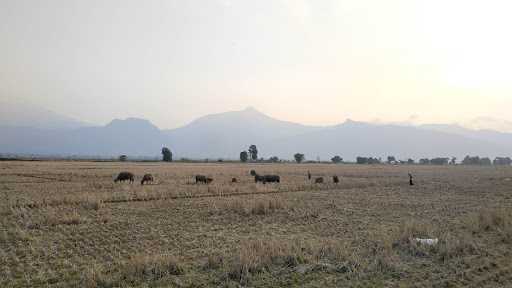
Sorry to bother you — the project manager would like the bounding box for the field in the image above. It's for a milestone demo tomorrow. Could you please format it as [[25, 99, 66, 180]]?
[[1, 161, 512, 287]]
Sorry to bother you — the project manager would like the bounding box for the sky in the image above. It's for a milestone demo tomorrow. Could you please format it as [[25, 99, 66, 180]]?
[[1, 0, 511, 129]]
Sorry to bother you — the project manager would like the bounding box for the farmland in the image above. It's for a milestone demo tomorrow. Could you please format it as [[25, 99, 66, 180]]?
[[1, 161, 512, 287]]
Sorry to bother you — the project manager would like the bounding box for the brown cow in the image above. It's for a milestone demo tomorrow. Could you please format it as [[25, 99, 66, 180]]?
[[141, 174, 154, 185]]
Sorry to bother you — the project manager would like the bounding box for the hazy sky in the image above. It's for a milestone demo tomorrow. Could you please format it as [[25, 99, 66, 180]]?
[[1, 0, 511, 129]]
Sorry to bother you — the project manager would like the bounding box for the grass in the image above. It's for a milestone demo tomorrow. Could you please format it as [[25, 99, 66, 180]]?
[[391, 220, 480, 263], [224, 238, 361, 285], [81, 254, 184, 287], [468, 208, 512, 244], [209, 195, 287, 216], [473, 208, 512, 232], [44, 208, 84, 226], [1, 161, 512, 287]]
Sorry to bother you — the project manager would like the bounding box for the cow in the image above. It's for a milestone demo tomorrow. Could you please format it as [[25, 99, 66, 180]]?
[[231, 178, 238, 183], [332, 176, 339, 184], [255, 174, 280, 184], [307, 170, 312, 180], [314, 177, 324, 184], [196, 175, 213, 184], [141, 174, 154, 185], [409, 173, 414, 186], [254, 174, 265, 183], [250, 170, 257, 176], [114, 172, 134, 183]]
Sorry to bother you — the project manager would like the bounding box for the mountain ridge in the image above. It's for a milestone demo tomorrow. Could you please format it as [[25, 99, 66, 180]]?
[[0, 101, 91, 130], [2, 105, 512, 160]]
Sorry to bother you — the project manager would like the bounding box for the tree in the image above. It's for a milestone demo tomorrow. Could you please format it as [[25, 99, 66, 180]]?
[[240, 151, 248, 162], [119, 155, 127, 162], [248, 145, 258, 161], [407, 158, 415, 164], [480, 157, 492, 166], [450, 157, 457, 165], [387, 156, 396, 164], [331, 155, 343, 164], [356, 157, 368, 164], [161, 147, 173, 162], [462, 155, 476, 165], [430, 157, 449, 165], [462, 155, 491, 165], [294, 153, 305, 163], [494, 157, 512, 166], [269, 156, 279, 163]]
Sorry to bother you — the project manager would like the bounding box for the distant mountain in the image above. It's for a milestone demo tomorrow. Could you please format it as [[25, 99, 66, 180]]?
[[419, 123, 477, 138], [163, 107, 322, 159], [376, 116, 512, 134], [0, 118, 167, 157], [269, 120, 508, 161], [2, 106, 512, 160], [0, 101, 90, 130], [419, 123, 512, 150], [164, 109, 512, 160], [463, 117, 512, 133]]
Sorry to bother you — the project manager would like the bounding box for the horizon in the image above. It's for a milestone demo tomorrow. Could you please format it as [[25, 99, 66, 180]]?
[[2, 0, 512, 130]]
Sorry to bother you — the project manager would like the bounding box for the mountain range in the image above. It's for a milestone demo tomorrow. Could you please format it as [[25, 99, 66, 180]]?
[[0, 101, 91, 130], [1, 103, 512, 161]]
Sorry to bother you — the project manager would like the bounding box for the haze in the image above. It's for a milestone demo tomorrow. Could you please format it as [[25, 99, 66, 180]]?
[[1, 0, 511, 129]]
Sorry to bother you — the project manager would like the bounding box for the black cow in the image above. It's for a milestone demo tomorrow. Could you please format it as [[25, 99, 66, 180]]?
[[141, 174, 154, 185], [231, 178, 238, 183], [254, 174, 265, 183], [314, 177, 324, 184], [255, 174, 280, 184], [332, 176, 339, 184], [115, 172, 134, 183], [250, 170, 257, 176], [196, 175, 213, 184]]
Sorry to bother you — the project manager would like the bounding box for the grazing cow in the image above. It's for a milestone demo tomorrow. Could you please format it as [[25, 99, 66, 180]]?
[[141, 174, 154, 185], [333, 176, 339, 184], [250, 170, 257, 176], [232, 178, 238, 183], [408, 173, 414, 186], [307, 170, 311, 180], [196, 175, 214, 184], [114, 172, 134, 183], [254, 174, 265, 183], [315, 177, 324, 184], [255, 174, 280, 184]]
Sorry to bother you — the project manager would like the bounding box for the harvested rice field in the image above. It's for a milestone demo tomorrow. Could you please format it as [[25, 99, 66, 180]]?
[[1, 161, 512, 287]]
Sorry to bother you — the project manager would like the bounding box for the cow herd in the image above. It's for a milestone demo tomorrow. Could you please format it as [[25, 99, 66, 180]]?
[[113, 170, 342, 186], [114, 170, 415, 186]]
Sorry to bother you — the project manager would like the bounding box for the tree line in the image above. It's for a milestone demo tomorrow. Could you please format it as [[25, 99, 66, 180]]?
[[117, 145, 512, 166]]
